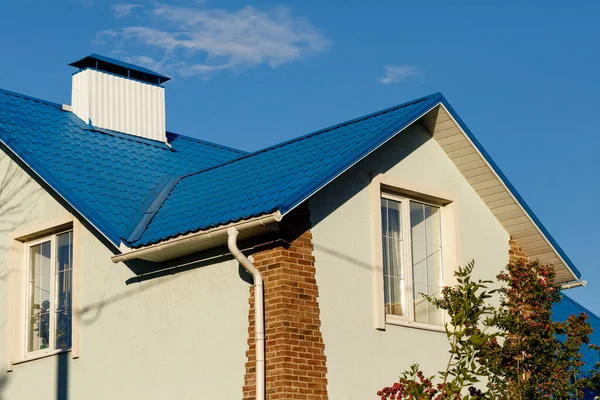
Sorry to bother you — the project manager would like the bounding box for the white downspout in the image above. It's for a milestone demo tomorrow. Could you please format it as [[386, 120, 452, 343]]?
[[227, 227, 265, 400]]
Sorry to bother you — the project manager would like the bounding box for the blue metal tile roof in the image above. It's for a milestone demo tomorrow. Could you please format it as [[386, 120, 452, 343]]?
[[554, 295, 600, 377], [131, 93, 443, 246], [0, 88, 246, 245], [0, 85, 584, 281], [126, 92, 580, 280]]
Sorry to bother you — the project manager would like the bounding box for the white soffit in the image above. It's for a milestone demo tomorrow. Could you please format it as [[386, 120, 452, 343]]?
[[421, 104, 578, 284]]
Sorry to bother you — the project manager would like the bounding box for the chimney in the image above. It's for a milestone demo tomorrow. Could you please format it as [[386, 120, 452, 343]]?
[[69, 54, 170, 142]]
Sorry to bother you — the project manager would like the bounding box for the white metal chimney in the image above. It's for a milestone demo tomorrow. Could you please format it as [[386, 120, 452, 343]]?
[[69, 54, 170, 142]]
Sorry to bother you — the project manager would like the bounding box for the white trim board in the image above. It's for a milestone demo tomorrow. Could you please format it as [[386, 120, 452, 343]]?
[[422, 104, 577, 284]]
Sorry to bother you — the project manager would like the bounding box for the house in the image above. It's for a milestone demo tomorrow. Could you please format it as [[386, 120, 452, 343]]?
[[553, 295, 600, 399], [0, 54, 589, 399]]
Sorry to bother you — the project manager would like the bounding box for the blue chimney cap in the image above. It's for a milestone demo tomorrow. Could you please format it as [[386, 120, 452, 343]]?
[[69, 54, 171, 85]]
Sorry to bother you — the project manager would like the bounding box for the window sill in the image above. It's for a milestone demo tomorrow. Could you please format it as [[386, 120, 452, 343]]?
[[385, 316, 446, 333], [11, 348, 72, 368]]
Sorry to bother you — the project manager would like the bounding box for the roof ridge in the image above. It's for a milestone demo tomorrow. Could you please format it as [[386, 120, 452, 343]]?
[[174, 92, 442, 182], [166, 131, 247, 155], [0, 87, 63, 108], [0, 87, 247, 155], [247, 92, 442, 158]]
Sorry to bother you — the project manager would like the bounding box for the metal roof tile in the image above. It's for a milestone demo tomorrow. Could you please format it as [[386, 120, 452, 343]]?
[[0, 87, 247, 245], [554, 295, 600, 377], [131, 94, 442, 246]]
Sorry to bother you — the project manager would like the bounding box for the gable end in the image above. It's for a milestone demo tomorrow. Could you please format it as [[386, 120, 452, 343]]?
[[422, 102, 580, 284]]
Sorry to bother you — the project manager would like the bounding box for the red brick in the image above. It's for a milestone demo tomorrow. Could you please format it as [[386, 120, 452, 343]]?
[[509, 237, 530, 263], [243, 203, 328, 399]]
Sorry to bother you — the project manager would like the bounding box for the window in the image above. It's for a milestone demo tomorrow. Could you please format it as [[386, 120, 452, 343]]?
[[381, 193, 444, 325], [26, 230, 73, 355]]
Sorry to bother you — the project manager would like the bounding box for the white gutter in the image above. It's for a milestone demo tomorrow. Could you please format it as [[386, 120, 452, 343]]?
[[111, 212, 281, 263], [227, 227, 265, 400], [560, 280, 587, 290]]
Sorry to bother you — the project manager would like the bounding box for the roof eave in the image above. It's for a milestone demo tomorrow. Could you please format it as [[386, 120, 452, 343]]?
[[438, 98, 581, 282], [0, 138, 121, 248], [112, 211, 283, 263]]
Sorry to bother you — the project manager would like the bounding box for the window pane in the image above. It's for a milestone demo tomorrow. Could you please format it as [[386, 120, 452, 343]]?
[[410, 201, 444, 325], [387, 199, 401, 240], [382, 198, 404, 316], [55, 231, 73, 350], [28, 241, 51, 352], [427, 244, 442, 289], [410, 202, 425, 244], [411, 241, 427, 291], [413, 282, 429, 322], [425, 206, 441, 247], [429, 302, 445, 326]]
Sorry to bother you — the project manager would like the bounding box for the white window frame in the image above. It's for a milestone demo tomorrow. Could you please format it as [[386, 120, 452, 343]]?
[[370, 175, 459, 332], [23, 229, 74, 360], [5, 216, 80, 370], [381, 193, 446, 327]]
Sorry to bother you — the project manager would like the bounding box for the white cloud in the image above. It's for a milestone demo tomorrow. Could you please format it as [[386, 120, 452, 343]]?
[[97, 3, 331, 78], [113, 3, 142, 18], [116, 53, 169, 74], [81, 0, 95, 7], [378, 66, 420, 85]]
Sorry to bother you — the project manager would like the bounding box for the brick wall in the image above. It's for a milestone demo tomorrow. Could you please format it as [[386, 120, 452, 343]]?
[[242, 204, 328, 400], [508, 237, 534, 320], [509, 237, 530, 264]]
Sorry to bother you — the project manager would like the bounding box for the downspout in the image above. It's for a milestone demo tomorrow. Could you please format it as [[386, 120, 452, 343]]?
[[227, 227, 265, 400]]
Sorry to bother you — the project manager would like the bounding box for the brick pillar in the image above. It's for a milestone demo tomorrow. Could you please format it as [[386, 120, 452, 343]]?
[[242, 204, 328, 400], [509, 237, 530, 263], [508, 236, 535, 319]]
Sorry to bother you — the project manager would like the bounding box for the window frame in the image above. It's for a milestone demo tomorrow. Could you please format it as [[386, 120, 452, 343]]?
[[380, 192, 445, 325], [23, 229, 74, 360], [370, 175, 459, 332], [6, 216, 80, 370]]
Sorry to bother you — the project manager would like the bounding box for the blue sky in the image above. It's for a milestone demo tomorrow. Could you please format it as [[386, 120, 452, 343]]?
[[1, 1, 599, 313]]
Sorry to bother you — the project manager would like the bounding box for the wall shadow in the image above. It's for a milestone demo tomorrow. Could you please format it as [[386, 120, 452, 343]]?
[[312, 243, 374, 272], [79, 240, 262, 326], [0, 373, 8, 400], [123, 247, 234, 285], [0, 150, 42, 284], [122, 233, 278, 285]]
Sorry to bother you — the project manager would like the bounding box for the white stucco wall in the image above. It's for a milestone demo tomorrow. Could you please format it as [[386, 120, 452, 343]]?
[[0, 152, 250, 399], [310, 122, 509, 399]]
